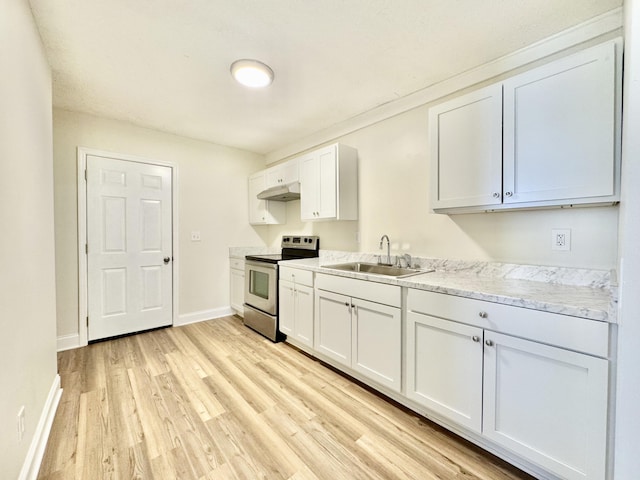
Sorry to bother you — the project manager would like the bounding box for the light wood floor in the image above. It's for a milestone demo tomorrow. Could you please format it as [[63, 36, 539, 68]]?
[[38, 316, 535, 480]]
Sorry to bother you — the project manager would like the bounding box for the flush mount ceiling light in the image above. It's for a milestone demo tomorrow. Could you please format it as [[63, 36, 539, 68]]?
[[230, 59, 274, 88]]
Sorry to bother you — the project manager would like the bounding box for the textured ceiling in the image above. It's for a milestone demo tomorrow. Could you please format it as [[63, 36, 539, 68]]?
[[29, 0, 621, 155]]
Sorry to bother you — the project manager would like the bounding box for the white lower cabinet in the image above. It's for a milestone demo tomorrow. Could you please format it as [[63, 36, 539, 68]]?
[[291, 271, 610, 480], [315, 290, 352, 365], [229, 257, 245, 317], [279, 266, 314, 348], [406, 312, 483, 432], [352, 298, 401, 392], [279, 281, 314, 347], [483, 332, 609, 480], [406, 288, 610, 480], [314, 274, 402, 392]]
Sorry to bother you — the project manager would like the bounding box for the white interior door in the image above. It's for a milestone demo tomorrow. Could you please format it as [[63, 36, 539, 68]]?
[[87, 155, 173, 341]]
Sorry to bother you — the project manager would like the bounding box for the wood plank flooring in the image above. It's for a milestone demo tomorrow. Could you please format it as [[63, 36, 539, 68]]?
[[38, 316, 535, 480]]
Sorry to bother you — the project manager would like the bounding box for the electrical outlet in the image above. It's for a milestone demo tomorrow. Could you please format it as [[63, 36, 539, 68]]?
[[17, 406, 25, 442], [191, 231, 201, 242], [552, 229, 571, 251]]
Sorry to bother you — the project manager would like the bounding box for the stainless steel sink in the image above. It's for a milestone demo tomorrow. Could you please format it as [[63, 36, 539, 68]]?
[[321, 262, 432, 278]]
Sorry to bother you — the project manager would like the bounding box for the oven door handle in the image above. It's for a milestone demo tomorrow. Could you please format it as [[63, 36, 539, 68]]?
[[245, 259, 278, 271]]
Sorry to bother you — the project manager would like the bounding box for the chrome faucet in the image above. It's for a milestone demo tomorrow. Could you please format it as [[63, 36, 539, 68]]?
[[379, 235, 392, 266]]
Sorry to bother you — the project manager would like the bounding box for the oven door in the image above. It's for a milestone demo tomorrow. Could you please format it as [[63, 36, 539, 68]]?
[[244, 260, 277, 315]]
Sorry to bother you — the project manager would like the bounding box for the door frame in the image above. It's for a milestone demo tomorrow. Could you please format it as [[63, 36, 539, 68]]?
[[77, 147, 179, 347]]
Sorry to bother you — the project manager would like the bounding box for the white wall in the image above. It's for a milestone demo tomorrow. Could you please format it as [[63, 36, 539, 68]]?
[[267, 101, 619, 270], [53, 109, 266, 341], [0, 0, 58, 477], [614, 0, 640, 477]]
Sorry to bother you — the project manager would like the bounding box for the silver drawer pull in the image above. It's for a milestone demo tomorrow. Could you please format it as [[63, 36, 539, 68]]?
[[485, 339, 494, 347], [472, 335, 480, 342], [478, 311, 488, 318]]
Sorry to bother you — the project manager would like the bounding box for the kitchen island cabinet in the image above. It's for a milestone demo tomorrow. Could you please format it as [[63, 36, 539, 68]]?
[[430, 39, 621, 213]]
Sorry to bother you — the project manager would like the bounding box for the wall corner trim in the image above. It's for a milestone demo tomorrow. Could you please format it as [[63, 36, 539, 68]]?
[[57, 333, 81, 352], [18, 374, 62, 480]]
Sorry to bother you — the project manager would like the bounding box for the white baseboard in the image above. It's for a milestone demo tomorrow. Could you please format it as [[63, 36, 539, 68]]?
[[57, 333, 80, 352], [18, 374, 62, 480], [175, 306, 234, 327]]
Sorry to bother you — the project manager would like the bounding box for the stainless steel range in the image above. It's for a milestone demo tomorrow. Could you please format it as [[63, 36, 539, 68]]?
[[243, 236, 319, 341]]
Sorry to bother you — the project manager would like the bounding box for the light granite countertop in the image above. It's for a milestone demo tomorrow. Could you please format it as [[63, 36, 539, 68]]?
[[277, 254, 617, 323]]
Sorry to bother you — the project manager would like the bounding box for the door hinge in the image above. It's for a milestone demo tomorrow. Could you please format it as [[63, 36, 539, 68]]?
[[86, 316, 89, 327], [85, 243, 88, 254], [84, 169, 87, 181]]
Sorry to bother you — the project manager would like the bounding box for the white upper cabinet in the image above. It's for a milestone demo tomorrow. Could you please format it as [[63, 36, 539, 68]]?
[[430, 40, 621, 213], [299, 143, 358, 221], [503, 41, 618, 205], [429, 84, 503, 210], [265, 159, 299, 189], [248, 171, 286, 225]]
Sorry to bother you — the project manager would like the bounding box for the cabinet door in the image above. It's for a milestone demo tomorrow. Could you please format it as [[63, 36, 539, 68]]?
[[429, 84, 503, 210], [406, 312, 483, 432], [314, 290, 351, 366], [294, 284, 314, 347], [316, 145, 338, 219], [265, 159, 299, 189], [248, 172, 286, 225], [248, 173, 268, 224], [503, 41, 618, 204], [299, 152, 319, 221], [278, 280, 295, 336], [230, 268, 245, 315], [352, 299, 401, 392], [483, 332, 608, 480]]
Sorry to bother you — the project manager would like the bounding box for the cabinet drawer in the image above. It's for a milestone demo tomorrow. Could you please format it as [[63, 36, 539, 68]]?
[[316, 273, 401, 307], [230, 258, 245, 270], [407, 289, 609, 357], [280, 266, 313, 286]]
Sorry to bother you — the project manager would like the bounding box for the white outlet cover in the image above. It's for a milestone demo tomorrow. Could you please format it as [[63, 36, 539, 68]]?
[[551, 229, 571, 251], [191, 231, 201, 241]]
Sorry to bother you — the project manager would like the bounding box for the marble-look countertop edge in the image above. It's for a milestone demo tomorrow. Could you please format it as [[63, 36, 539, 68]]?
[[279, 257, 615, 323]]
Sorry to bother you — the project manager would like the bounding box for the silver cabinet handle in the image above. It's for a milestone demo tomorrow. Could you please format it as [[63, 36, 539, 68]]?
[[478, 311, 488, 318], [472, 335, 480, 342], [485, 339, 494, 347], [492, 192, 500, 198], [505, 191, 513, 197]]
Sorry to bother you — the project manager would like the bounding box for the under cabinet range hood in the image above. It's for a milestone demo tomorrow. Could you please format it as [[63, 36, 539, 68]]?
[[257, 182, 300, 201]]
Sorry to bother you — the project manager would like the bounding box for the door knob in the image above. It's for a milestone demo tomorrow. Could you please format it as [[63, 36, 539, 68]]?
[[163, 257, 171, 264]]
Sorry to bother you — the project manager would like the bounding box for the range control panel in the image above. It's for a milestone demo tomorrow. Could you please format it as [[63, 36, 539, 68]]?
[[281, 235, 320, 250]]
